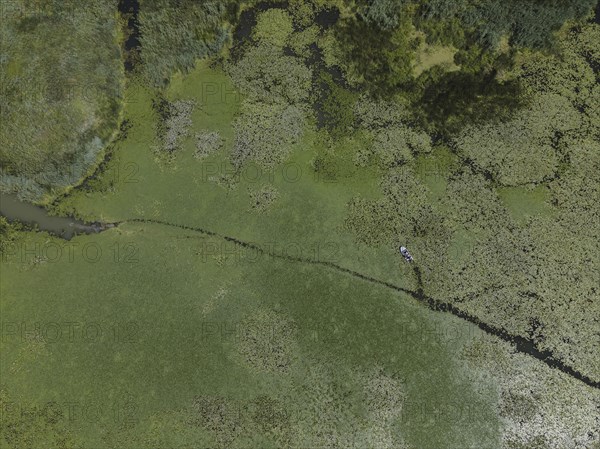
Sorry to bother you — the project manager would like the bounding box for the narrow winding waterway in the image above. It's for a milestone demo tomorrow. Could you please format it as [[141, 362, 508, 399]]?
[[0, 193, 114, 240], [118, 0, 141, 72]]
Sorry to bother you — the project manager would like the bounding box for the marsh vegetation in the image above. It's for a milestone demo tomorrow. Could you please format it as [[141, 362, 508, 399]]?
[[1, 0, 599, 448]]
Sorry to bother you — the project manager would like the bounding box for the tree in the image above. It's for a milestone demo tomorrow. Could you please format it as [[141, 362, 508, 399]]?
[[139, 0, 234, 86], [252, 9, 294, 47], [333, 10, 417, 96], [227, 42, 313, 105]]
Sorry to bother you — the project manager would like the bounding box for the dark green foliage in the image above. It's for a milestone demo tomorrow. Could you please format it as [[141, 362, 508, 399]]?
[[139, 0, 237, 86], [357, 0, 406, 30], [0, 216, 23, 254], [452, 43, 514, 74], [421, 0, 597, 48], [316, 71, 357, 138], [333, 11, 417, 97], [415, 68, 525, 135], [414, 14, 466, 47]]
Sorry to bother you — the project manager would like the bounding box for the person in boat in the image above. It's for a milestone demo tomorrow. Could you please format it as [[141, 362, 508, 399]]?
[[400, 246, 414, 262]]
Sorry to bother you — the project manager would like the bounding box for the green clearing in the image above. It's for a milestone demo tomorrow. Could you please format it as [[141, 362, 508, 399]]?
[[497, 185, 555, 224], [412, 44, 459, 77], [0, 224, 499, 448], [54, 61, 418, 293]]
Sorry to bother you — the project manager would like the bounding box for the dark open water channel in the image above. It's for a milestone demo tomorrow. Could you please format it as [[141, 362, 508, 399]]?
[[0, 193, 113, 240]]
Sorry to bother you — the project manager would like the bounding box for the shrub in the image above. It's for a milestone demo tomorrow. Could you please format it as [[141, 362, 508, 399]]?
[[332, 7, 418, 96], [231, 101, 304, 169], [369, 126, 432, 168], [139, 0, 235, 86], [289, 0, 316, 27], [227, 42, 313, 105], [344, 167, 437, 246], [194, 131, 224, 160], [248, 185, 280, 213], [288, 25, 320, 58], [252, 9, 294, 47], [153, 99, 195, 155], [0, 216, 23, 254], [358, 0, 406, 31], [453, 93, 581, 186], [316, 72, 357, 138], [353, 95, 411, 130]]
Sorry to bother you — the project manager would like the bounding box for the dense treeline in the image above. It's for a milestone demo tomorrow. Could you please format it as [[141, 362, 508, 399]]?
[[419, 0, 597, 48], [139, 0, 241, 86], [330, 0, 596, 99]]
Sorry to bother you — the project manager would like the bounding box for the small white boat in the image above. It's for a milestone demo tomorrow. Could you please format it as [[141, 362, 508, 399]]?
[[400, 246, 414, 262]]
